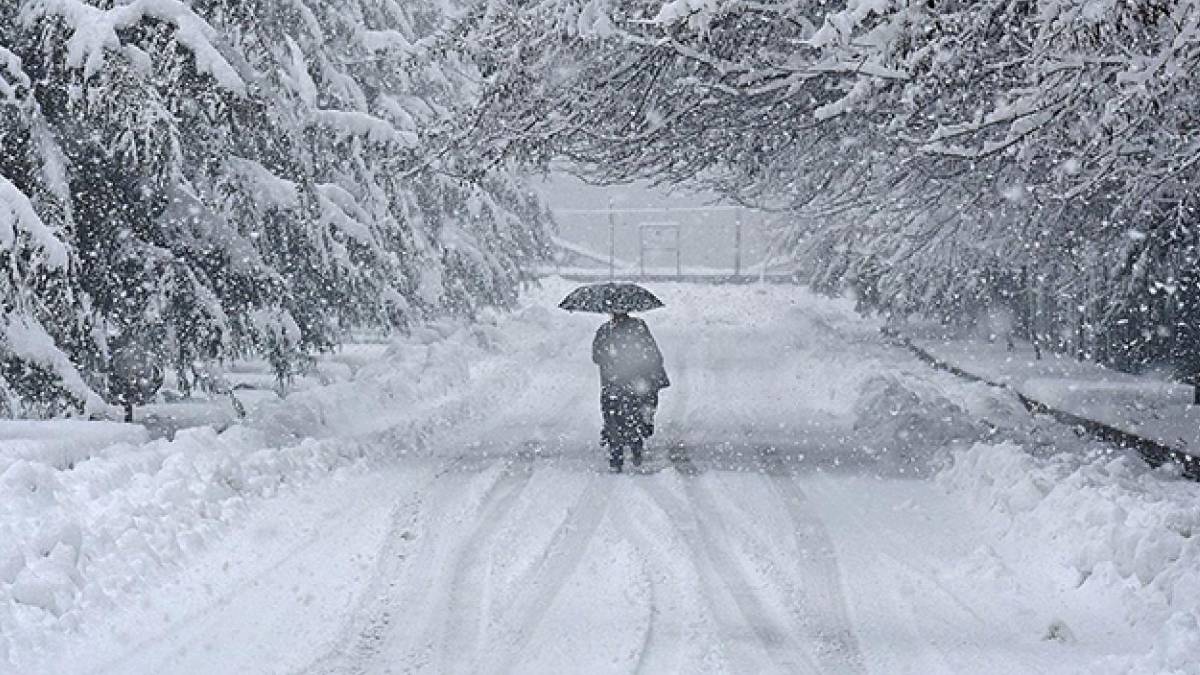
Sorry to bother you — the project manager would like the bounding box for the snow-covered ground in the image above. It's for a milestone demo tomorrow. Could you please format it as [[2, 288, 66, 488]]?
[[905, 329, 1200, 464], [3, 280, 1198, 674]]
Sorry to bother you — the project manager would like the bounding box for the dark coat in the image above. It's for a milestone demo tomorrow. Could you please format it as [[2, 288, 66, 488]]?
[[592, 316, 670, 394]]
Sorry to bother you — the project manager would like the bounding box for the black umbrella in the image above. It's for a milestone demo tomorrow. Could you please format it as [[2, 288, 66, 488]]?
[[558, 282, 664, 314]]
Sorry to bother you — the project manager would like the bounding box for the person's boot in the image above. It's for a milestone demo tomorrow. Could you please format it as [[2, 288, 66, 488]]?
[[630, 440, 643, 467]]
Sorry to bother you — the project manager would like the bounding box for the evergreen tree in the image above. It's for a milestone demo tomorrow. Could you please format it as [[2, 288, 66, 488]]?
[[0, 0, 551, 416]]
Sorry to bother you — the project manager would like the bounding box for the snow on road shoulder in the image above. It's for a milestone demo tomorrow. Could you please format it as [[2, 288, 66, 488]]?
[[781, 287, 1200, 671], [74, 466, 427, 675], [0, 420, 149, 469], [939, 442, 1200, 673], [0, 287, 582, 672]]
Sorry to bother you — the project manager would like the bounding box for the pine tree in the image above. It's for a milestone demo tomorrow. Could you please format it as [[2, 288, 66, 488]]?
[[0, 0, 552, 416]]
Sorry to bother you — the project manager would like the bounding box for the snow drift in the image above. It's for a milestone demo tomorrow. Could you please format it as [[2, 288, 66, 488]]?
[[940, 443, 1200, 674]]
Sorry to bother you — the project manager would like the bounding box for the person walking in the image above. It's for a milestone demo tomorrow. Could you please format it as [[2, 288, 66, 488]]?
[[592, 311, 669, 472]]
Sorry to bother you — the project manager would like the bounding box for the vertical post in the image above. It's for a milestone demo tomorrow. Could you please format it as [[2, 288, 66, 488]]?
[[676, 225, 682, 278], [733, 217, 742, 279], [759, 212, 774, 283], [608, 199, 615, 280], [639, 225, 646, 278]]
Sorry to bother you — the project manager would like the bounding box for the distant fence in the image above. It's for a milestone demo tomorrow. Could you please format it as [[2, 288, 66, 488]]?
[[536, 269, 801, 284], [546, 205, 794, 280]]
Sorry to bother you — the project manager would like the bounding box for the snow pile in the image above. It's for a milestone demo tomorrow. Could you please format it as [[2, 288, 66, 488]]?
[[251, 306, 568, 443], [940, 442, 1200, 673], [0, 421, 148, 471], [852, 371, 989, 469], [0, 300, 575, 669]]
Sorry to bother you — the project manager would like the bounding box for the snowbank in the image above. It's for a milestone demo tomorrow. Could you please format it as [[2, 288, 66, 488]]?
[[907, 331, 1200, 468], [0, 421, 148, 470], [0, 293, 577, 670], [939, 442, 1200, 674], [853, 373, 989, 457]]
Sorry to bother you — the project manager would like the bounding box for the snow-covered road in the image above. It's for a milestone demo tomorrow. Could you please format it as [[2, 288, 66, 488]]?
[[13, 282, 1198, 674]]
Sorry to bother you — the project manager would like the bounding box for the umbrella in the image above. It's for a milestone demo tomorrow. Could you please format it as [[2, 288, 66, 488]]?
[[558, 282, 664, 314]]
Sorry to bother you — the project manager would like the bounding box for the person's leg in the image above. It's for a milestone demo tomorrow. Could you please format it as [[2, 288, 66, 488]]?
[[613, 389, 647, 470], [639, 390, 659, 438], [601, 388, 624, 470], [629, 437, 643, 467], [609, 444, 625, 471]]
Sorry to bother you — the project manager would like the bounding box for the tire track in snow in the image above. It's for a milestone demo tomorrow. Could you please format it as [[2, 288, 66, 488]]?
[[755, 448, 866, 673], [796, 475, 982, 674], [417, 366, 594, 672], [303, 456, 525, 675], [799, 474, 1044, 675], [299, 474, 434, 675], [645, 318, 822, 672], [678, 301, 866, 673], [611, 483, 725, 674], [427, 374, 595, 674], [637, 476, 824, 674], [617, 508, 666, 675], [95, 461, 451, 675], [434, 456, 537, 673], [310, 349, 598, 674], [490, 473, 615, 672]]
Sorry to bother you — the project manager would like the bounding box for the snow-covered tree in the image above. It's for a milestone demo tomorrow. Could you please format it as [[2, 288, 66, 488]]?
[[1, 31, 109, 416], [460, 0, 1200, 372], [0, 0, 551, 416]]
